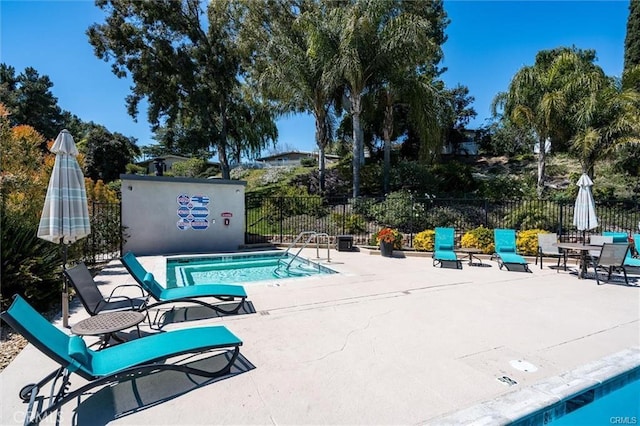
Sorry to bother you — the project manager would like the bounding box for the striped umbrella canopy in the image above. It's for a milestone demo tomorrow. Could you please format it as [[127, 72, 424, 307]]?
[[573, 173, 598, 236], [37, 129, 91, 327]]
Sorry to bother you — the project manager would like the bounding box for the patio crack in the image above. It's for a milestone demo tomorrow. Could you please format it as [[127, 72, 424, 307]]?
[[307, 309, 394, 362]]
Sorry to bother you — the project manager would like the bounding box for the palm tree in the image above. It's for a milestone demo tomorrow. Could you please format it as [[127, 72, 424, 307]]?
[[571, 65, 640, 177], [493, 49, 601, 197], [328, 0, 445, 197], [240, 0, 341, 193]]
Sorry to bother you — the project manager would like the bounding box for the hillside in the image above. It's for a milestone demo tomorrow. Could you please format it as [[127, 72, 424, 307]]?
[[236, 153, 639, 200]]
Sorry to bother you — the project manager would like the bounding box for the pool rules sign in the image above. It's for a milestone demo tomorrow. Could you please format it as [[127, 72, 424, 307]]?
[[176, 194, 210, 230]]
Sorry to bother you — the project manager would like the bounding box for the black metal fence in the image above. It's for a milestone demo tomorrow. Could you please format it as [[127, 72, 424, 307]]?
[[82, 202, 122, 264], [246, 194, 640, 247], [85, 196, 640, 262]]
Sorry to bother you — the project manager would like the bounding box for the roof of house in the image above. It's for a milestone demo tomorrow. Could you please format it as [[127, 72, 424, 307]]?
[[256, 151, 340, 161]]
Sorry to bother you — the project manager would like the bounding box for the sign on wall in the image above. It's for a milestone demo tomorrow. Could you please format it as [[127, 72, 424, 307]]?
[[176, 194, 211, 230]]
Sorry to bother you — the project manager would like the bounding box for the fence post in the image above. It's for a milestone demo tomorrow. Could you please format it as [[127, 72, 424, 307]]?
[[279, 196, 283, 244], [484, 199, 489, 227], [558, 201, 564, 240], [342, 202, 346, 236]]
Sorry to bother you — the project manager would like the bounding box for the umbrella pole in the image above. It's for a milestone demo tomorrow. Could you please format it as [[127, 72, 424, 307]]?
[[62, 242, 69, 328]]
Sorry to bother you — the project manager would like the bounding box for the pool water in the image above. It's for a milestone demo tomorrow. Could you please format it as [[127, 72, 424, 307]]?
[[549, 377, 639, 425], [166, 252, 336, 287]]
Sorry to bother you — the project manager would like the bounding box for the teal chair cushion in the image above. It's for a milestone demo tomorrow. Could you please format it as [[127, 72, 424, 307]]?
[[68, 335, 92, 366], [439, 244, 453, 251]]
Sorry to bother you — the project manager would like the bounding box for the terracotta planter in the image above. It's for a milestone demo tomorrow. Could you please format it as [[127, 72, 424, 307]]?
[[380, 241, 394, 257]]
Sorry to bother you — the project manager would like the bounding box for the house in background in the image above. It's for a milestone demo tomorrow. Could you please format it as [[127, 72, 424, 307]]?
[[256, 151, 340, 167], [442, 129, 480, 156], [136, 155, 220, 176]]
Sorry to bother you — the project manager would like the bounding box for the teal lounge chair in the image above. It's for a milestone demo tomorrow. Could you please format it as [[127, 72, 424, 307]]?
[[433, 227, 462, 269], [1, 295, 242, 425], [493, 229, 530, 272], [602, 231, 629, 244], [120, 252, 248, 316]]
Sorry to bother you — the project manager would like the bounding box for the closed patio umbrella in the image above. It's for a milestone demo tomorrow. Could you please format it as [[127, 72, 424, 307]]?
[[37, 129, 91, 327], [573, 173, 598, 242]]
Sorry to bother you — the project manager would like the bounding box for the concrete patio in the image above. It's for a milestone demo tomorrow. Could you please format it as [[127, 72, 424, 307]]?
[[1, 248, 638, 425]]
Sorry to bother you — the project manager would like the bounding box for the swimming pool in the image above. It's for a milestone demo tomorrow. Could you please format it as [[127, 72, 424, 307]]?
[[512, 366, 640, 425], [166, 251, 337, 287]]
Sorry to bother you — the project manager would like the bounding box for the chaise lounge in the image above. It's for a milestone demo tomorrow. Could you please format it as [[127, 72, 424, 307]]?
[[493, 228, 530, 272], [432, 227, 462, 269], [120, 252, 248, 317], [1, 295, 243, 425]]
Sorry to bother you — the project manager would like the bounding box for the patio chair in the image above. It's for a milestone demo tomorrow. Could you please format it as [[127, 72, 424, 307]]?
[[493, 229, 530, 272], [433, 227, 462, 269], [535, 233, 563, 270], [587, 235, 613, 260], [1, 295, 243, 425], [64, 262, 147, 316], [590, 243, 634, 285], [120, 252, 248, 317]]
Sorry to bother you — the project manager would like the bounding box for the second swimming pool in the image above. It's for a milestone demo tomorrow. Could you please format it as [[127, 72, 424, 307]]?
[[166, 251, 337, 287]]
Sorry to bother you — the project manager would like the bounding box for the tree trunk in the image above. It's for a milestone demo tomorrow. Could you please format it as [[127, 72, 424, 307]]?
[[351, 94, 363, 197], [383, 91, 393, 194], [315, 112, 327, 193], [536, 136, 546, 197]]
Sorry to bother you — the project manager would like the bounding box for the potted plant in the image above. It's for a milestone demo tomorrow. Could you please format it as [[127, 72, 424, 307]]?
[[374, 227, 403, 257]]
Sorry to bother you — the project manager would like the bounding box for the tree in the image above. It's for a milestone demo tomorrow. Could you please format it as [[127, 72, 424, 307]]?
[[492, 48, 601, 197], [625, 0, 640, 91], [0, 64, 64, 140], [240, 0, 342, 192], [328, 0, 448, 196], [82, 125, 140, 182], [625, 1, 640, 71], [570, 66, 640, 176], [87, 0, 276, 179]]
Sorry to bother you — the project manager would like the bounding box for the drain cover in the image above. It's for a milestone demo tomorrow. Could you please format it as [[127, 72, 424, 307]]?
[[510, 359, 538, 372], [497, 376, 518, 386]]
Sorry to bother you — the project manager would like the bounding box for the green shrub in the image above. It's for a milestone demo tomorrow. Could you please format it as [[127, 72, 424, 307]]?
[[330, 213, 367, 234], [1, 212, 62, 311], [516, 229, 549, 256], [461, 226, 494, 254], [300, 157, 317, 167], [413, 229, 435, 251], [503, 203, 560, 230]]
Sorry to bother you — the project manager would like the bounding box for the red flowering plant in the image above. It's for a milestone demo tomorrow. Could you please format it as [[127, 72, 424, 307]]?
[[374, 227, 403, 250]]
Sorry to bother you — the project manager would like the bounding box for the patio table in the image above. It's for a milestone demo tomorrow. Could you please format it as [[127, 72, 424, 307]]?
[[71, 311, 145, 349], [553, 243, 603, 279], [455, 248, 484, 266]]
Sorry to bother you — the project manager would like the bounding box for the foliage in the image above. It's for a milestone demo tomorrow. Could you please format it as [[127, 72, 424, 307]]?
[[516, 229, 549, 256], [503, 203, 560, 230], [624, 0, 640, 74], [1, 211, 62, 311], [478, 175, 531, 202], [0, 122, 50, 222], [460, 226, 494, 254], [82, 125, 140, 183], [0, 64, 63, 140], [330, 212, 367, 234], [88, 0, 277, 179], [171, 158, 208, 178], [372, 227, 403, 250], [413, 229, 435, 251], [300, 157, 317, 168], [291, 167, 352, 196], [85, 178, 119, 203], [369, 190, 424, 232]]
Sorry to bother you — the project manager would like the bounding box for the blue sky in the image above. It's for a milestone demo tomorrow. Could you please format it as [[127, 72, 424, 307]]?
[[1, 1, 629, 155]]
